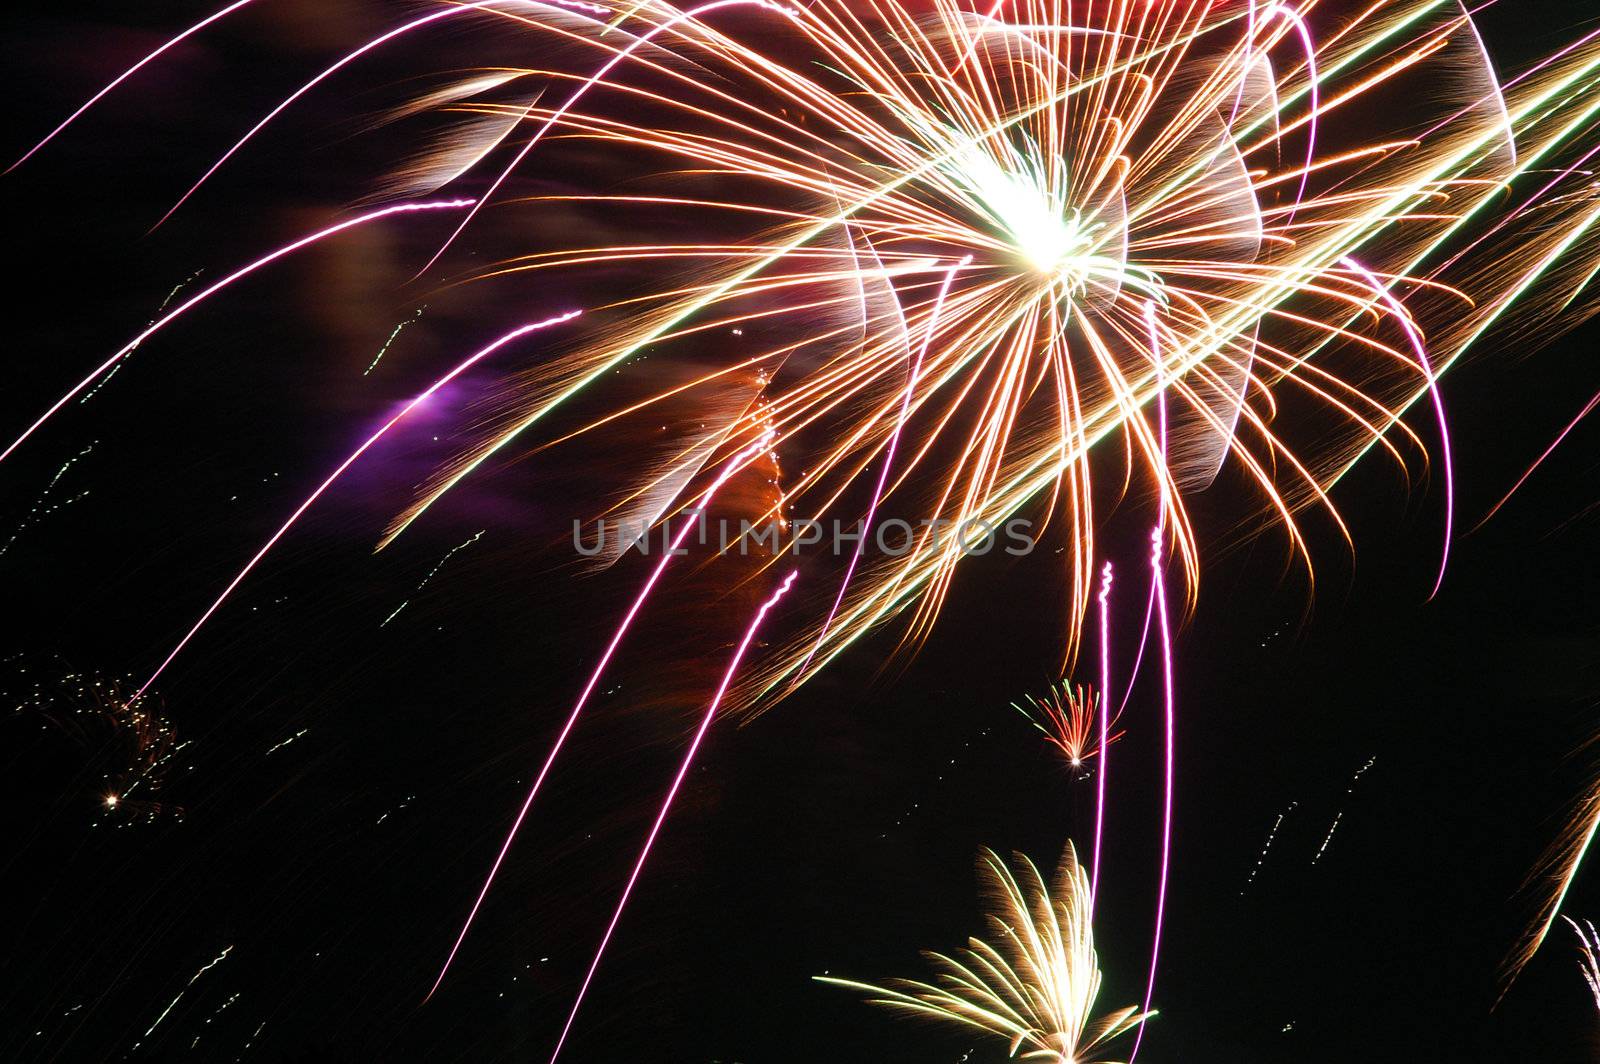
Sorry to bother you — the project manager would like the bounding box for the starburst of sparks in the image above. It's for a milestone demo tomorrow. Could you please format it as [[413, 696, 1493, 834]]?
[[1017, 681, 1123, 769], [819, 843, 1151, 1061], [9, 0, 1600, 699], [10, 0, 1600, 1048]]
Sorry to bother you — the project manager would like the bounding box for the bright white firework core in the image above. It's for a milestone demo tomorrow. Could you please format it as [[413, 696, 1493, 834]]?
[[954, 147, 1088, 275]]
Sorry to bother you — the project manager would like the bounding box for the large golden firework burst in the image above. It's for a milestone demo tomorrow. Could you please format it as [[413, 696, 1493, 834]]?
[[339, 0, 1600, 693], [10, 0, 1600, 698]]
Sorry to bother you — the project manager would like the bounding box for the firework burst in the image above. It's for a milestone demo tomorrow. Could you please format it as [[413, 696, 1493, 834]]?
[[6, 660, 186, 825], [8, 0, 1600, 701], [11, 0, 1600, 1045], [1017, 681, 1122, 769], [819, 842, 1150, 1061]]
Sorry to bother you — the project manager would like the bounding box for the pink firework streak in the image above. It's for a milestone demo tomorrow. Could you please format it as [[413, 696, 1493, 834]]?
[[1117, 565, 1160, 716], [0, 199, 476, 466], [546, 569, 799, 1064], [426, 431, 776, 1000], [1129, 523, 1177, 1064], [1261, 3, 1320, 223], [153, 0, 608, 229], [1130, 300, 1175, 1064], [1113, 301, 1173, 718], [1090, 559, 1113, 910], [1474, 387, 1600, 529], [7, 0, 265, 172], [1340, 255, 1454, 598], [132, 310, 581, 702]]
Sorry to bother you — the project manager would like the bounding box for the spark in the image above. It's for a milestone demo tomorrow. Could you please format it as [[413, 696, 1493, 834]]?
[[1243, 801, 1298, 894], [9, 663, 186, 824], [1506, 741, 1600, 988], [1313, 813, 1344, 864], [264, 729, 308, 756], [9, 1, 265, 171], [132, 945, 233, 1052], [1312, 756, 1376, 865], [191, 992, 241, 1051], [365, 306, 427, 376], [1015, 681, 1122, 769], [795, 256, 967, 683], [0, 442, 93, 559], [882, 727, 989, 837], [376, 795, 416, 825], [81, 272, 204, 403], [1474, 386, 1600, 530], [1340, 255, 1453, 598], [0, 200, 476, 467], [1092, 560, 1115, 908], [426, 433, 775, 1000], [235, 1021, 266, 1062], [381, 530, 485, 627], [132, 311, 578, 701], [1131, 521, 1177, 1064], [1563, 916, 1600, 1013]]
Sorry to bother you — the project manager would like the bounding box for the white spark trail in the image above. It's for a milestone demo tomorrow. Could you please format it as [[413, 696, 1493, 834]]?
[[82, 272, 203, 403], [265, 729, 308, 755], [380, 531, 485, 627], [365, 306, 426, 376], [1243, 801, 1297, 894], [132, 944, 233, 1051], [1, 443, 95, 558], [1312, 756, 1376, 865]]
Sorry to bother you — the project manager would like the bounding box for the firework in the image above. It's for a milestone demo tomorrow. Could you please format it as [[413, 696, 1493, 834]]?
[[425, 434, 778, 1002], [819, 843, 1150, 1061], [8, 0, 1600, 695], [1017, 681, 1122, 769], [1310, 754, 1375, 865], [12, 0, 1600, 1040], [1565, 917, 1600, 1013], [546, 569, 798, 1062], [1242, 801, 1297, 895], [131, 945, 234, 1054], [7, 660, 187, 825], [1507, 744, 1600, 989]]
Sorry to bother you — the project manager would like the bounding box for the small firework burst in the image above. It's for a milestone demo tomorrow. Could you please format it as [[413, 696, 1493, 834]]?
[[1016, 681, 1122, 770], [6, 658, 186, 825], [91, 684, 186, 826]]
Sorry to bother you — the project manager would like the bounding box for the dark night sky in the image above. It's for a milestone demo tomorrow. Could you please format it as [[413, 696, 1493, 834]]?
[[3, 3, 1600, 1061]]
